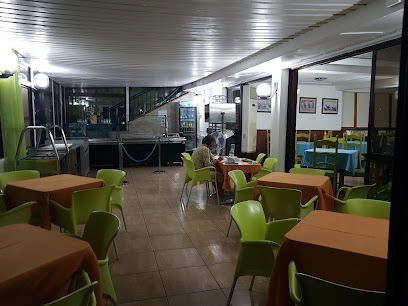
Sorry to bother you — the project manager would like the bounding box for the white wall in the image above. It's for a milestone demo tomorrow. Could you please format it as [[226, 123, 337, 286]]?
[[356, 93, 370, 127], [296, 84, 342, 131], [257, 112, 272, 130], [241, 85, 258, 153], [342, 92, 354, 127]]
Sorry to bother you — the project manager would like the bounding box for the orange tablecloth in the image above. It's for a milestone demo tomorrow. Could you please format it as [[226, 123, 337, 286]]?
[[4, 174, 105, 229], [219, 160, 262, 190], [267, 211, 388, 306], [0, 224, 103, 306], [254, 172, 334, 210]]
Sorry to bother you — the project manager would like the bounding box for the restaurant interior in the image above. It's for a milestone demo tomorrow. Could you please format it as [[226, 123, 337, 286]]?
[[0, 1, 407, 305]]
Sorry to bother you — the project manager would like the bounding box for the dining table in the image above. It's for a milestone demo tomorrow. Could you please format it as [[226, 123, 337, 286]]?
[[0, 224, 103, 305], [296, 141, 314, 157], [300, 148, 361, 175], [267, 210, 388, 306], [254, 172, 334, 210], [218, 158, 262, 190], [4, 174, 105, 229]]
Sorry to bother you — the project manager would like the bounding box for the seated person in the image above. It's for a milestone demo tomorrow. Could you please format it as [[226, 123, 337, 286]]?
[[191, 135, 224, 198]]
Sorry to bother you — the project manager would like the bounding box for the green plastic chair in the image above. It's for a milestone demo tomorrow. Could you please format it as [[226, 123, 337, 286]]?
[[289, 168, 325, 176], [181, 152, 192, 160], [0, 194, 36, 227], [335, 183, 376, 200], [50, 185, 115, 235], [226, 170, 256, 236], [252, 157, 278, 181], [42, 280, 98, 306], [226, 200, 298, 306], [258, 186, 318, 220], [288, 261, 385, 306], [70, 211, 121, 304], [96, 169, 127, 231], [0, 170, 40, 193], [180, 157, 219, 206], [255, 153, 266, 164], [334, 198, 390, 220]]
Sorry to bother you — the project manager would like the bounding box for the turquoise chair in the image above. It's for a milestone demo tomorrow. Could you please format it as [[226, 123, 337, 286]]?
[[70, 211, 121, 304], [42, 279, 98, 306], [0, 194, 36, 227], [334, 198, 390, 220], [258, 186, 318, 220], [180, 157, 219, 206], [226, 170, 256, 236], [226, 200, 298, 305], [50, 185, 115, 235], [0, 170, 40, 193], [252, 157, 278, 181], [96, 169, 127, 231], [288, 261, 385, 306]]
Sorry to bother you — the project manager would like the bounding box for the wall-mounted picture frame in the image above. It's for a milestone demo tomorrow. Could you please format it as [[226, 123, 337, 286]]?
[[299, 97, 317, 113], [257, 98, 271, 112], [322, 98, 338, 114]]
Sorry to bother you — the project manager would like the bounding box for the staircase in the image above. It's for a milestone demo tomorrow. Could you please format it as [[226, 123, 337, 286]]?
[[108, 87, 184, 126]]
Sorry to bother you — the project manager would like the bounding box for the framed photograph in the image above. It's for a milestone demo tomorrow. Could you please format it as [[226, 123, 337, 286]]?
[[299, 97, 316, 114], [322, 98, 338, 114], [257, 98, 271, 112]]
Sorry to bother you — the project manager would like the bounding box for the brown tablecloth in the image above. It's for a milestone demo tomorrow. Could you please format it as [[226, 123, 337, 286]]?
[[0, 224, 103, 306], [4, 174, 105, 229], [219, 161, 262, 190], [254, 172, 334, 210], [267, 211, 388, 306]]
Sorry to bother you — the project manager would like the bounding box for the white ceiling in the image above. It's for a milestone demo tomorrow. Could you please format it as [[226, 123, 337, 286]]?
[[0, 0, 403, 88]]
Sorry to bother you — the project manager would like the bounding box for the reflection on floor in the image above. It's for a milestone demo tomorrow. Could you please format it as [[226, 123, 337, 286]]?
[[88, 165, 363, 306]]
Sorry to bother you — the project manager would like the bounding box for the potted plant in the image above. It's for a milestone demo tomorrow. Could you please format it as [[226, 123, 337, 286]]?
[[87, 106, 100, 123]]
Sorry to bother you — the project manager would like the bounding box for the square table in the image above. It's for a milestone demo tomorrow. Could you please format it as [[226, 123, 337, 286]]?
[[267, 211, 388, 306], [218, 159, 262, 190], [301, 148, 361, 175], [0, 224, 103, 306], [4, 174, 105, 229], [255, 172, 334, 210]]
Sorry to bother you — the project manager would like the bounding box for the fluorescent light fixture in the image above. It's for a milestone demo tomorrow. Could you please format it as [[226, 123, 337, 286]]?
[[340, 32, 383, 35]]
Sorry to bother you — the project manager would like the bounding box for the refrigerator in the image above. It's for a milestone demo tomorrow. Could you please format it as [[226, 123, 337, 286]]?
[[179, 101, 197, 151]]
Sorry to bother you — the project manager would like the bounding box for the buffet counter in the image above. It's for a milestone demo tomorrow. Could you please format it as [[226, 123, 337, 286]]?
[[88, 135, 186, 167]]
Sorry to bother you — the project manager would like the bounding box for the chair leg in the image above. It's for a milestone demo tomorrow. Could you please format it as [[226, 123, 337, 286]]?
[[113, 240, 119, 260], [226, 277, 238, 306], [249, 275, 255, 291], [214, 180, 220, 205], [226, 217, 233, 237], [186, 186, 193, 207], [120, 209, 128, 232]]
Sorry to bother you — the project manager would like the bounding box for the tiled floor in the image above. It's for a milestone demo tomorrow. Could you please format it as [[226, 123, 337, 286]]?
[[89, 165, 364, 306], [88, 164, 268, 306]]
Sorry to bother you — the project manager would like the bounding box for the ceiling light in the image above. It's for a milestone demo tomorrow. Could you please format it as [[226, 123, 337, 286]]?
[[0, 47, 18, 77], [256, 83, 271, 98], [340, 32, 383, 35], [33, 73, 49, 89]]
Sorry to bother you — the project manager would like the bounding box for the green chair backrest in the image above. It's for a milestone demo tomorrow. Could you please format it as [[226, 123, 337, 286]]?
[[258, 186, 302, 220], [263, 158, 278, 171], [231, 200, 267, 241], [96, 169, 126, 188], [72, 185, 115, 225], [343, 184, 376, 201], [0, 170, 40, 193], [289, 168, 325, 176], [335, 198, 390, 219], [81, 211, 121, 260], [0, 195, 34, 227], [256, 153, 266, 164], [182, 157, 196, 181], [181, 152, 192, 160], [42, 281, 98, 306], [228, 170, 249, 190], [289, 261, 385, 306]]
